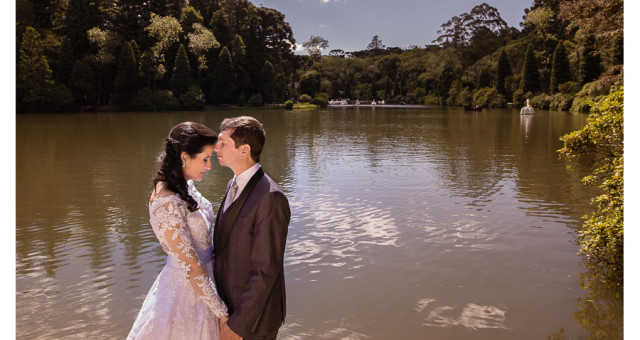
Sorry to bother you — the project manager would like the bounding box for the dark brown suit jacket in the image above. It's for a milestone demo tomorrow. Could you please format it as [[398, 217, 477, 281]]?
[[214, 168, 290, 339]]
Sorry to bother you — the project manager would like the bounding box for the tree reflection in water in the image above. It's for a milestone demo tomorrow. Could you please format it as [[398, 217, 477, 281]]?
[[547, 258, 623, 339]]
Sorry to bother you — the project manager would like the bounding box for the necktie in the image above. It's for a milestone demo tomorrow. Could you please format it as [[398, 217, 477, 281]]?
[[224, 179, 238, 212]]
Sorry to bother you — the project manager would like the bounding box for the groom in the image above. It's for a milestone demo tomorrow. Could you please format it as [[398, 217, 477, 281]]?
[[213, 116, 290, 340]]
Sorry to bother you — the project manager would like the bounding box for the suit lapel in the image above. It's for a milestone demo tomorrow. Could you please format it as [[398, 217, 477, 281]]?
[[214, 168, 265, 257]]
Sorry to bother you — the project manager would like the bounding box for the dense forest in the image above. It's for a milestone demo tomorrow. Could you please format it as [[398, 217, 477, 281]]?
[[16, 0, 623, 112]]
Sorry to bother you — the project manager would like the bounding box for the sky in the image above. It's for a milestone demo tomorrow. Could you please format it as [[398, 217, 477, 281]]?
[[254, 0, 536, 54]]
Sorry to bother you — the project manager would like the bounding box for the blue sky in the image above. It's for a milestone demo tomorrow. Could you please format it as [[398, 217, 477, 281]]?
[[255, 0, 536, 54]]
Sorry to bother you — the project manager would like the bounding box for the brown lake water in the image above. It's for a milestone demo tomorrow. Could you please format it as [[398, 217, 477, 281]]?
[[16, 107, 622, 339]]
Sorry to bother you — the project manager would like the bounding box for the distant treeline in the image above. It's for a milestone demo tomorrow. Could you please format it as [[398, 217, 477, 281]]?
[[16, 0, 622, 112]]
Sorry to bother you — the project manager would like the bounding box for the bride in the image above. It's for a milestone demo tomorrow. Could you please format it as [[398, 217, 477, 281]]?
[[128, 122, 228, 339]]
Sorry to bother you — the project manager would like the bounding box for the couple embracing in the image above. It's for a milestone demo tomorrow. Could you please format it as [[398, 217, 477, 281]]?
[[128, 116, 290, 340]]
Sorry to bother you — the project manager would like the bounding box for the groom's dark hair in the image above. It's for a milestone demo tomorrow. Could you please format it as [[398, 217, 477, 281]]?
[[220, 116, 266, 163]]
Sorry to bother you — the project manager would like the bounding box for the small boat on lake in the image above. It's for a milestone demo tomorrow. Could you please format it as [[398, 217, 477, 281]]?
[[464, 104, 483, 111]]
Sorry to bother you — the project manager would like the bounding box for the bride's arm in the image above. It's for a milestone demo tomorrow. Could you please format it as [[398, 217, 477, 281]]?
[[151, 200, 228, 318]]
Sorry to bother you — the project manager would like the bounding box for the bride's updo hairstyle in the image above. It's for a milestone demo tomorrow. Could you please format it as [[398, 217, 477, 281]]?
[[154, 122, 218, 212]]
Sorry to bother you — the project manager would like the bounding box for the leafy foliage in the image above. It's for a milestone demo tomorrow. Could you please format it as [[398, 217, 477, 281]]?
[[558, 89, 623, 280]]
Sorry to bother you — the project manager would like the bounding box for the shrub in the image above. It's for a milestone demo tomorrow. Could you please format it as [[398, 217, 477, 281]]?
[[454, 87, 473, 106], [550, 93, 573, 111], [473, 87, 506, 108], [423, 94, 439, 105], [284, 100, 294, 110], [558, 81, 580, 94], [131, 87, 179, 111], [247, 93, 263, 107], [298, 94, 312, 103], [512, 89, 533, 107], [530, 93, 553, 110], [559, 89, 623, 283], [311, 95, 328, 107], [237, 91, 246, 107], [178, 85, 205, 110]]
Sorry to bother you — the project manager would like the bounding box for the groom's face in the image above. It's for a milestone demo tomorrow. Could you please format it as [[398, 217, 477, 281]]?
[[214, 129, 242, 169]]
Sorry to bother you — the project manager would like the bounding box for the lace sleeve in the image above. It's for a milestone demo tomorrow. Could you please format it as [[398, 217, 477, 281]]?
[[151, 199, 228, 318]]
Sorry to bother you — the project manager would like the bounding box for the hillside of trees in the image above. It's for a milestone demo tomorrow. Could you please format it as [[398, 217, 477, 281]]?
[[16, 0, 623, 112]]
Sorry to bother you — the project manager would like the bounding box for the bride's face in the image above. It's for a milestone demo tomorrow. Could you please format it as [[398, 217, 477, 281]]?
[[181, 144, 215, 182]]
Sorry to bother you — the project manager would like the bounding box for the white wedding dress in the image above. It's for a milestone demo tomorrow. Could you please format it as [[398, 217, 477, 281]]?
[[128, 181, 228, 340]]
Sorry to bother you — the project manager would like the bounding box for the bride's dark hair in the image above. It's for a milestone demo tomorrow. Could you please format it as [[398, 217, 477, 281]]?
[[154, 122, 218, 212]]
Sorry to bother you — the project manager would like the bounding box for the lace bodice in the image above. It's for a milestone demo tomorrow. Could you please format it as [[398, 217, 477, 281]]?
[[148, 181, 228, 318]]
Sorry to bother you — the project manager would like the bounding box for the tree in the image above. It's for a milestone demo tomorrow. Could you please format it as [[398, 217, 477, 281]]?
[[56, 36, 75, 85], [579, 36, 602, 85], [496, 49, 512, 97], [302, 35, 329, 59], [558, 89, 623, 283], [187, 23, 219, 78], [69, 59, 97, 105], [231, 34, 249, 95], [436, 64, 456, 103], [210, 46, 235, 104], [558, 0, 623, 51], [260, 61, 276, 103], [171, 44, 192, 95], [17, 27, 54, 110], [550, 41, 571, 92], [113, 41, 139, 104], [609, 34, 623, 65], [367, 35, 385, 50], [433, 3, 508, 48], [520, 44, 541, 93], [145, 13, 183, 80], [209, 9, 233, 51], [477, 68, 491, 88], [179, 5, 203, 35], [87, 26, 118, 105]]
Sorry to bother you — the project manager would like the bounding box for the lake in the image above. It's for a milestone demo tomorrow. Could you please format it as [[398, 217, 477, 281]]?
[[16, 106, 622, 339]]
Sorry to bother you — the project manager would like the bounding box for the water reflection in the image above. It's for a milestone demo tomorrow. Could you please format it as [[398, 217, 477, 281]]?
[[16, 108, 621, 339]]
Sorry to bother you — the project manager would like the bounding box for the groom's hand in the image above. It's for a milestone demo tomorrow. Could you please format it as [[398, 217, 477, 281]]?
[[220, 316, 242, 340]]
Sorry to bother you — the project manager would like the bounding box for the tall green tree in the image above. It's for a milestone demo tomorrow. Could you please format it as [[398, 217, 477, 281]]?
[[436, 64, 456, 103], [210, 46, 235, 104], [579, 36, 602, 85], [171, 44, 193, 95], [113, 41, 139, 104], [496, 49, 511, 98], [259, 61, 276, 103], [477, 68, 491, 88], [550, 41, 571, 92], [209, 9, 233, 51], [17, 27, 54, 110], [179, 5, 203, 35], [231, 34, 249, 95], [69, 59, 97, 105], [87, 26, 118, 105], [56, 36, 75, 85], [520, 44, 541, 93]]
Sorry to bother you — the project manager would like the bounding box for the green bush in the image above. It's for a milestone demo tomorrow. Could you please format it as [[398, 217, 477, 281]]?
[[512, 89, 533, 107], [247, 93, 263, 107], [473, 87, 506, 108], [284, 100, 294, 110], [311, 95, 328, 107], [454, 87, 473, 106], [530, 93, 553, 110], [237, 91, 246, 107], [178, 85, 205, 110], [423, 94, 439, 105], [298, 94, 312, 103], [558, 81, 581, 94], [550, 93, 573, 111], [559, 89, 623, 282], [131, 87, 179, 111]]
